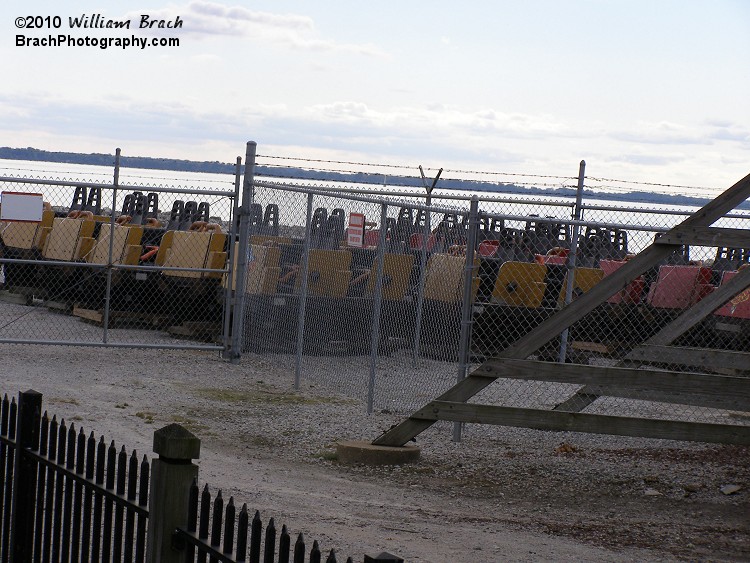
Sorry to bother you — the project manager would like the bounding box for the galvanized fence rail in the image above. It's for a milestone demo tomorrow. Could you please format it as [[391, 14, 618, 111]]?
[[245, 164, 750, 441], [372, 172, 750, 447], [0, 149, 242, 354], [3, 142, 750, 441]]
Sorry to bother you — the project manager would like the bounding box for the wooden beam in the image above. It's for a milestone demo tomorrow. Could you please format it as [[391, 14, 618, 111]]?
[[655, 226, 750, 249], [643, 264, 750, 346], [412, 401, 750, 445], [502, 172, 750, 361], [676, 172, 750, 230], [476, 358, 750, 411], [628, 345, 750, 373], [372, 173, 750, 446], [498, 242, 681, 360], [555, 267, 750, 412]]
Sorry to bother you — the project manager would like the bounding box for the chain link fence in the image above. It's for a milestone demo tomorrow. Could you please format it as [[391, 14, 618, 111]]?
[[0, 156, 239, 351], [245, 170, 750, 431], [2, 147, 748, 432]]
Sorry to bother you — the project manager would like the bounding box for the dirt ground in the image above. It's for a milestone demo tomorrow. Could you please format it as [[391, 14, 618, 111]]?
[[2, 343, 749, 562]]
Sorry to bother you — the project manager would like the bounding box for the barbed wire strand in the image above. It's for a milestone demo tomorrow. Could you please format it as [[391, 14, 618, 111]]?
[[256, 154, 717, 192], [0, 154, 724, 194]]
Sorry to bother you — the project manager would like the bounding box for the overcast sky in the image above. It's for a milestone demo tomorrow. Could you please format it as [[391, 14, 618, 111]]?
[[2, 0, 749, 194]]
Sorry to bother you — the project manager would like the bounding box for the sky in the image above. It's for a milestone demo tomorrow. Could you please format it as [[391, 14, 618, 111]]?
[[2, 0, 749, 195]]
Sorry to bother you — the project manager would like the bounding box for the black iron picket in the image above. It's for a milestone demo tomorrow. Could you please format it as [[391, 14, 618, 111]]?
[[0, 391, 149, 563], [1, 390, 399, 563], [174, 480, 353, 563]]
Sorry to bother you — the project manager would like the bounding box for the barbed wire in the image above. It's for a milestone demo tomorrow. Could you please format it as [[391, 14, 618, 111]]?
[[255, 170, 577, 191], [257, 156, 577, 182], [0, 164, 112, 177], [120, 171, 235, 185], [256, 161, 400, 178], [0, 153, 727, 195], [442, 168, 577, 180], [257, 153, 719, 193], [586, 176, 716, 192], [256, 154, 418, 171]]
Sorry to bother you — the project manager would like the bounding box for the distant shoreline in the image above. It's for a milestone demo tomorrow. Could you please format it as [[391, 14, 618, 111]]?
[[0, 146, 742, 210]]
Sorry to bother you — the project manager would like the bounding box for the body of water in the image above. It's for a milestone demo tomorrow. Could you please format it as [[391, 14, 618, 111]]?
[[1, 158, 748, 262]]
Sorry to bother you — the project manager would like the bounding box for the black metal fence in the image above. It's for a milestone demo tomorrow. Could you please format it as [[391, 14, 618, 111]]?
[[0, 391, 401, 563], [0, 391, 149, 562], [173, 482, 351, 563]]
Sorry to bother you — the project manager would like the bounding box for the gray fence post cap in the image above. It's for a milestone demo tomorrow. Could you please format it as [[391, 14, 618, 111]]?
[[152, 423, 201, 461], [364, 553, 404, 563]]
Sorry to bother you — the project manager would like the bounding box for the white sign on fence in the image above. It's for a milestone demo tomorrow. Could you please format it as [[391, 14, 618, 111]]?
[[347, 212, 365, 247], [0, 191, 44, 222]]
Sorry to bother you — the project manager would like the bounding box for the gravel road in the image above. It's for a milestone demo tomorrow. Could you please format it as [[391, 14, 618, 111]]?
[[2, 340, 748, 562]]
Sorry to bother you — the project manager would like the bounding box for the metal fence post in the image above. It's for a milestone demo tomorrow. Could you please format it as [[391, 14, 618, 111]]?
[[412, 196, 431, 366], [222, 157, 243, 355], [367, 203, 389, 414], [10, 389, 43, 561], [102, 148, 121, 344], [453, 196, 479, 442], [229, 142, 257, 363], [295, 193, 315, 390], [412, 166, 440, 365], [146, 424, 200, 563], [558, 160, 586, 363]]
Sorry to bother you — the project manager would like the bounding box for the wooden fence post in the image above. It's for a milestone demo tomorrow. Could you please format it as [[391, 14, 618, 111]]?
[[10, 389, 43, 561], [146, 423, 200, 563]]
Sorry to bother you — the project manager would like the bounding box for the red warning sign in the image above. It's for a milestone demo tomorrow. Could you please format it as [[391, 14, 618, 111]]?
[[347, 212, 365, 247]]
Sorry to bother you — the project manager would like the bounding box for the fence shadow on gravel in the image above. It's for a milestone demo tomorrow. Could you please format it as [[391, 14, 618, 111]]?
[[0, 390, 402, 563]]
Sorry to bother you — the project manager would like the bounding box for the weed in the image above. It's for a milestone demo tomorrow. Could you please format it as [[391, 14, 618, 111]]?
[[196, 387, 347, 406], [135, 411, 155, 424], [315, 450, 339, 462], [242, 435, 275, 448], [50, 397, 80, 406], [169, 415, 209, 432]]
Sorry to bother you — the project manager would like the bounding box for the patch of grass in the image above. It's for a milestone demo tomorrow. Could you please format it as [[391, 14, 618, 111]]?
[[114, 403, 129, 409], [314, 450, 339, 462], [242, 435, 276, 448], [71, 415, 84, 422], [50, 397, 80, 406], [196, 387, 347, 406], [135, 411, 155, 424], [169, 415, 209, 432]]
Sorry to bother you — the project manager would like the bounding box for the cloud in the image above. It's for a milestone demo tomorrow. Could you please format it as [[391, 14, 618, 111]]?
[[708, 124, 750, 143], [606, 153, 686, 166], [299, 102, 569, 142], [123, 1, 387, 56], [610, 120, 709, 145], [2, 93, 748, 190]]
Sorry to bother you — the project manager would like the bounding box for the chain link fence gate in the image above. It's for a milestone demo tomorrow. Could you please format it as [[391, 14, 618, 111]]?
[[0, 149, 242, 353]]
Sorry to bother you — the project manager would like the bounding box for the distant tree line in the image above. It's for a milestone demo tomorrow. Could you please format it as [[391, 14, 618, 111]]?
[[1, 146, 739, 210]]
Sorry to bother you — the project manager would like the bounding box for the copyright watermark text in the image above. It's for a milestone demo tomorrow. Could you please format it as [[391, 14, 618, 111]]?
[[14, 13, 182, 50]]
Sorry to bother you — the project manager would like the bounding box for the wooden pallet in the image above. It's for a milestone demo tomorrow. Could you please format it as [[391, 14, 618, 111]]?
[[72, 306, 169, 328], [167, 321, 222, 342]]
